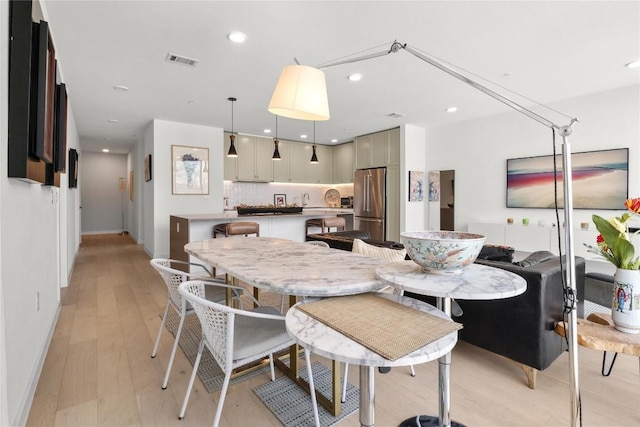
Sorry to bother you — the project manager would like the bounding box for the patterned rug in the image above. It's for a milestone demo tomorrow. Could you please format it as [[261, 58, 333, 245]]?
[[163, 310, 272, 392], [254, 362, 359, 427]]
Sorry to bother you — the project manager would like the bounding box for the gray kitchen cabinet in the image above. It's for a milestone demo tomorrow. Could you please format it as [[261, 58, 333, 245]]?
[[332, 142, 354, 183], [354, 127, 400, 168], [236, 134, 273, 182], [223, 132, 238, 181]]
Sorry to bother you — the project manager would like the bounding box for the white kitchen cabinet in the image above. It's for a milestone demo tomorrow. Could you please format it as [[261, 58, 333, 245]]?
[[333, 142, 354, 183], [236, 134, 273, 182]]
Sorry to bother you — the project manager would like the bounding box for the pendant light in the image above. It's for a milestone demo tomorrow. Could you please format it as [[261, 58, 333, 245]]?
[[310, 121, 318, 163], [227, 97, 238, 157], [272, 115, 281, 160]]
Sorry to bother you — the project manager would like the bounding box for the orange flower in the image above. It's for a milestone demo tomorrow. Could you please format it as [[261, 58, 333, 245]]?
[[625, 197, 640, 214]]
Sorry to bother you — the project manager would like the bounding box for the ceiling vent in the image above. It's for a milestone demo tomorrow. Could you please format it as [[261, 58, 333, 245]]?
[[166, 53, 199, 67], [387, 112, 405, 118]]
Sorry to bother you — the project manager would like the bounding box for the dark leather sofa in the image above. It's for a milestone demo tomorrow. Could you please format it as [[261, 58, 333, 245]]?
[[307, 231, 586, 388], [408, 254, 586, 389]]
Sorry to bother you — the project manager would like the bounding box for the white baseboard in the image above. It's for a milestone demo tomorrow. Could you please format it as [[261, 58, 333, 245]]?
[[14, 304, 60, 427]]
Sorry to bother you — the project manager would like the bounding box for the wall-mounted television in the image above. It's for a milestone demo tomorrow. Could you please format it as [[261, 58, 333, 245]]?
[[506, 148, 628, 209]]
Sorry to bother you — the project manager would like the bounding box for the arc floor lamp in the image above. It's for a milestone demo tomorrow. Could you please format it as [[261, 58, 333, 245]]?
[[269, 41, 580, 427]]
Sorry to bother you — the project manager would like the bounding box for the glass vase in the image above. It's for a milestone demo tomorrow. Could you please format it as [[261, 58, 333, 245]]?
[[611, 268, 640, 334]]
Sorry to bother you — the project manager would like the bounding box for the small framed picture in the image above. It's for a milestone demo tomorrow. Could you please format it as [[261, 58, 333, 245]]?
[[274, 194, 286, 206]]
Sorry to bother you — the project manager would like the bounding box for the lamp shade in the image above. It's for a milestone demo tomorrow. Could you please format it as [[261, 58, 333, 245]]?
[[268, 65, 330, 121]]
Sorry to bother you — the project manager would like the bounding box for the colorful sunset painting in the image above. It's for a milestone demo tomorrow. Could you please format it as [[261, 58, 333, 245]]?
[[506, 148, 628, 209]]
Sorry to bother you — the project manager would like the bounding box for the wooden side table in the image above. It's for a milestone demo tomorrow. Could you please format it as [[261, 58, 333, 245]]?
[[555, 313, 640, 375]]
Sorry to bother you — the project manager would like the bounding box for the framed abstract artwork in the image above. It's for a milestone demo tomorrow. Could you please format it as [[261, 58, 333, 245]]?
[[172, 145, 209, 195], [506, 148, 628, 209]]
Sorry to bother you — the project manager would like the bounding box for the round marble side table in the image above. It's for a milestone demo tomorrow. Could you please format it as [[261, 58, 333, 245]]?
[[286, 293, 458, 427], [376, 261, 527, 427]]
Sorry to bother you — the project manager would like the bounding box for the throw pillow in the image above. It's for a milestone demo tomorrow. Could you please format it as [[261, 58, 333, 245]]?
[[515, 250, 555, 267], [352, 238, 407, 262], [477, 244, 515, 262]]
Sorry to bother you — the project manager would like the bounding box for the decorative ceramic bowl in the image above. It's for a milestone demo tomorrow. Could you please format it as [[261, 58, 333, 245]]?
[[400, 231, 486, 275]]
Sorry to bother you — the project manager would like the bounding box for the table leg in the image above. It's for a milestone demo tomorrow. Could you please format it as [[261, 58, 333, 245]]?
[[399, 297, 464, 427], [359, 365, 375, 427]]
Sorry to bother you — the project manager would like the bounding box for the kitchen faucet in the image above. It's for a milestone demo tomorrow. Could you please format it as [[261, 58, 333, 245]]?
[[302, 192, 310, 207]]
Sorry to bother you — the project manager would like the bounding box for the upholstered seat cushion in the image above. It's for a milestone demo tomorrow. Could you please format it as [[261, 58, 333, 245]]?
[[233, 306, 292, 360], [352, 238, 407, 261]]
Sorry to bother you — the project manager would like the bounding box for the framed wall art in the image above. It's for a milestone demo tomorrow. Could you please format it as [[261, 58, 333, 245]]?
[[144, 154, 152, 182], [129, 171, 134, 201], [428, 171, 440, 202], [274, 194, 286, 206], [506, 148, 628, 209], [172, 145, 209, 195], [68, 148, 78, 188], [409, 170, 424, 202]]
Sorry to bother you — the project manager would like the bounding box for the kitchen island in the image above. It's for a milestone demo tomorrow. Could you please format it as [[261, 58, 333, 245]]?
[[169, 208, 353, 266]]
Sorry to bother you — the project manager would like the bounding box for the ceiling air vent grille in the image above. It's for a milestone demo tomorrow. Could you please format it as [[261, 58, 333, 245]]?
[[387, 112, 405, 118], [166, 53, 199, 67]]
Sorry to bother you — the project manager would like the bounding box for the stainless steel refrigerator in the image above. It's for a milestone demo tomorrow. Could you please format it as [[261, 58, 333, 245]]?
[[354, 167, 386, 241]]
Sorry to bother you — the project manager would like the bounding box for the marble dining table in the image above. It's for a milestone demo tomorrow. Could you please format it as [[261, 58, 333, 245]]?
[[184, 237, 392, 416]]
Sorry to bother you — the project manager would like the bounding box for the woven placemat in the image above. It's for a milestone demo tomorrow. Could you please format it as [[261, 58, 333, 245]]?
[[297, 293, 462, 361]]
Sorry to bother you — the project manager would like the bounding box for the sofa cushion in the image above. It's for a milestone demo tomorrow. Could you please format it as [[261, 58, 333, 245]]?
[[352, 238, 406, 261], [515, 250, 555, 267]]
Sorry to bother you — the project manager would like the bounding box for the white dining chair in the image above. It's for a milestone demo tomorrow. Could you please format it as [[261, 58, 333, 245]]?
[[178, 280, 320, 427], [149, 258, 259, 390]]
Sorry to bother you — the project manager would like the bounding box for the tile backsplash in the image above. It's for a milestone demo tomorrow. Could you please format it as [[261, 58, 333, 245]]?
[[223, 182, 353, 209]]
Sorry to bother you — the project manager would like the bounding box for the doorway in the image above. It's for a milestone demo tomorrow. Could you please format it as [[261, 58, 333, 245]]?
[[440, 170, 455, 231]]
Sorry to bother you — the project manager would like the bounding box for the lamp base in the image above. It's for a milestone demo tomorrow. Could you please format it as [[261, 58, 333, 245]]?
[[399, 415, 465, 427]]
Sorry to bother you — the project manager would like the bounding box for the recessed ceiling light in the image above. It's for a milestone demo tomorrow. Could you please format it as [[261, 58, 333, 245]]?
[[300, 134, 308, 139], [348, 73, 362, 82], [107, 119, 119, 123], [113, 85, 129, 91], [446, 107, 458, 113], [228, 32, 246, 43], [264, 129, 271, 134], [102, 149, 110, 153], [626, 60, 640, 68], [331, 139, 338, 143]]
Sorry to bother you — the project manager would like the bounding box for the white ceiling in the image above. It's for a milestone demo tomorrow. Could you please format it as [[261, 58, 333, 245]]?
[[42, 1, 639, 154]]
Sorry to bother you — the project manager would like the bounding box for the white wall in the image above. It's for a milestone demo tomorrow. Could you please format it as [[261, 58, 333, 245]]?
[[149, 119, 224, 258], [0, 1, 80, 424], [426, 85, 640, 231], [80, 151, 128, 234], [401, 124, 427, 233]]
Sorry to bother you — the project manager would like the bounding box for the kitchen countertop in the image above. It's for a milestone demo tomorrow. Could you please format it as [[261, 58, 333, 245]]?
[[174, 208, 353, 221]]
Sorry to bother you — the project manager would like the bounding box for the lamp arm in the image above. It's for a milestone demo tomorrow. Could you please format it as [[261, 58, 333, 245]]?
[[315, 48, 394, 70], [314, 40, 578, 131], [401, 44, 570, 130]]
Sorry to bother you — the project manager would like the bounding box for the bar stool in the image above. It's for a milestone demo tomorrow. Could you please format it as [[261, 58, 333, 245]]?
[[213, 222, 260, 238], [212, 221, 260, 301], [305, 217, 346, 235]]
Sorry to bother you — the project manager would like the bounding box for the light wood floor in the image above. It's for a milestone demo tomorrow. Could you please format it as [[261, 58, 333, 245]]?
[[27, 234, 639, 427]]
